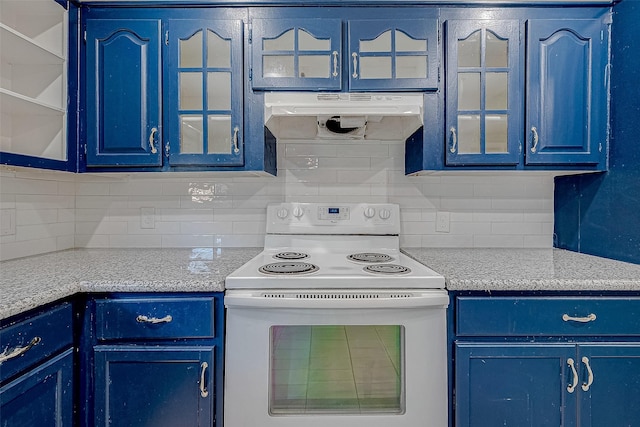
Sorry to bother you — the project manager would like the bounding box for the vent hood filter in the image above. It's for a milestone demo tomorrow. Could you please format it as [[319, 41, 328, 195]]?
[[264, 92, 424, 141]]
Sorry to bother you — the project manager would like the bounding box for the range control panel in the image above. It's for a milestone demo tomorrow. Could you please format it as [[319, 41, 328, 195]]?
[[318, 206, 350, 221], [267, 203, 400, 235]]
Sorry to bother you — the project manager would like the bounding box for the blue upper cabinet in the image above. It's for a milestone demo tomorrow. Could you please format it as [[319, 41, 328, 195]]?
[[251, 18, 343, 90], [445, 20, 521, 166], [526, 19, 608, 166], [86, 19, 163, 167], [250, 14, 438, 92], [165, 19, 245, 166], [348, 19, 438, 91], [81, 8, 275, 174]]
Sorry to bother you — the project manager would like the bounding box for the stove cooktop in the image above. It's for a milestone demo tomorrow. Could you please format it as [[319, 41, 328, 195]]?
[[225, 247, 444, 290], [225, 202, 445, 290]]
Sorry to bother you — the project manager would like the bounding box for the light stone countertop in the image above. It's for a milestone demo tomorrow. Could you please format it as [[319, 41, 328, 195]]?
[[2, 247, 640, 321], [0, 248, 262, 321], [403, 248, 640, 291]]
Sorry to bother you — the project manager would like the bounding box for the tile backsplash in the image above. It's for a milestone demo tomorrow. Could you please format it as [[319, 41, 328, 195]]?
[[0, 140, 554, 261]]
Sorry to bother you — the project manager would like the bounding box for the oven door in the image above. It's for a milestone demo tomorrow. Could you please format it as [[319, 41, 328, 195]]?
[[224, 289, 449, 427]]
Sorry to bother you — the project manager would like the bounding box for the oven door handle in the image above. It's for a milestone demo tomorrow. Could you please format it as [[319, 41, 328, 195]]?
[[224, 291, 449, 309]]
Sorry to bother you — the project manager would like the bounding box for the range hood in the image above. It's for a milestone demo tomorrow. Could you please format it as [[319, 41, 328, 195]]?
[[264, 92, 424, 141]]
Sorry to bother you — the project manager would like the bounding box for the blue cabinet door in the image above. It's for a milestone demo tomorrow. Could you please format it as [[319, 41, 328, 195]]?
[[94, 346, 215, 427], [579, 344, 640, 427], [455, 343, 576, 427], [348, 19, 438, 91], [0, 348, 74, 427], [526, 19, 608, 165], [165, 19, 245, 166], [250, 18, 343, 90], [445, 20, 521, 166], [85, 19, 163, 167]]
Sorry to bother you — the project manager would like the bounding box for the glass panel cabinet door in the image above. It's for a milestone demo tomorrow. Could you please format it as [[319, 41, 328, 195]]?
[[251, 19, 342, 90], [445, 20, 520, 166], [348, 19, 438, 91], [166, 19, 244, 166]]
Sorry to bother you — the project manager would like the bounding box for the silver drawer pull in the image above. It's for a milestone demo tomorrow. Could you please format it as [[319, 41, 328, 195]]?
[[567, 358, 578, 393], [562, 313, 596, 323], [136, 314, 173, 324], [200, 362, 209, 398], [0, 337, 41, 363], [581, 356, 594, 391]]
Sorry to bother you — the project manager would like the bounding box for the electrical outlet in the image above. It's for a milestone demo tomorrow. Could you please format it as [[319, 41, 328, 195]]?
[[436, 211, 450, 233], [0, 209, 16, 236], [140, 207, 155, 229]]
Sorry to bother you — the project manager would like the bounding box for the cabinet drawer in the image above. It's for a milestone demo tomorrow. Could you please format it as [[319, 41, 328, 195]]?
[[456, 297, 640, 337], [0, 303, 73, 383], [95, 297, 215, 340]]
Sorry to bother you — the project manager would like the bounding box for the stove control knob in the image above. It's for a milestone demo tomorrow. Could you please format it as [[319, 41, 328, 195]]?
[[277, 208, 289, 219], [293, 207, 304, 218], [364, 207, 376, 219], [379, 209, 391, 220]]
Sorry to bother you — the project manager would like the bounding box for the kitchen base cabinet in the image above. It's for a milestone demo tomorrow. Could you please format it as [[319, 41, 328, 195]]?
[[452, 294, 640, 427], [580, 344, 640, 427], [85, 294, 225, 427], [455, 343, 575, 427], [0, 347, 74, 427], [94, 346, 215, 427]]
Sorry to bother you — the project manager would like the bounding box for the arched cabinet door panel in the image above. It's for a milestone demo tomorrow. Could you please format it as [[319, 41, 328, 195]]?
[[526, 19, 608, 166], [251, 18, 342, 91], [348, 19, 438, 91], [85, 19, 162, 167]]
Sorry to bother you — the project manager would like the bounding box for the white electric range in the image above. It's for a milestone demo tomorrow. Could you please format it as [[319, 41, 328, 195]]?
[[224, 203, 448, 427]]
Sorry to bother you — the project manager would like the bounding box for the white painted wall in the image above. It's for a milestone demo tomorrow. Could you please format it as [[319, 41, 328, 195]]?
[[0, 140, 554, 261]]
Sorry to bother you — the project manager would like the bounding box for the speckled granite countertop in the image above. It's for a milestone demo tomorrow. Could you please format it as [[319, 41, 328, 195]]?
[[403, 248, 640, 291], [2, 248, 640, 321], [0, 248, 261, 320]]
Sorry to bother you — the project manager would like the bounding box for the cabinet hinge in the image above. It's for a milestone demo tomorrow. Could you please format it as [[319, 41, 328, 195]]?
[[165, 31, 169, 46], [165, 142, 170, 158], [249, 68, 252, 81], [248, 24, 252, 44], [437, 65, 440, 83], [83, 30, 86, 43], [84, 145, 87, 155]]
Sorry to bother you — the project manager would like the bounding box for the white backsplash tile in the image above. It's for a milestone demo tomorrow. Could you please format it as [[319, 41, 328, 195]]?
[[0, 140, 555, 259]]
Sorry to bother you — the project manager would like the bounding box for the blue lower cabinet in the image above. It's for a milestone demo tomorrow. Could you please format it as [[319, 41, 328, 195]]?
[[579, 344, 640, 427], [0, 348, 74, 427], [455, 343, 576, 427], [94, 346, 215, 427]]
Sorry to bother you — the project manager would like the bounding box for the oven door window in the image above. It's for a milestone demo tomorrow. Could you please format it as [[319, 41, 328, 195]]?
[[269, 325, 404, 415]]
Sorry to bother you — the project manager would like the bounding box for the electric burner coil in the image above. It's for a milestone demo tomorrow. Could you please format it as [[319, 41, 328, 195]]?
[[347, 253, 394, 263], [258, 262, 319, 275], [363, 264, 411, 275]]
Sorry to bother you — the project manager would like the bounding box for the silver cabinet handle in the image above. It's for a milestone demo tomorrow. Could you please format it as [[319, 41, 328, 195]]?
[[352, 52, 359, 79], [567, 357, 578, 393], [149, 127, 158, 154], [449, 127, 458, 154], [136, 314, 173, 324], [232, 126, 240, 154], [581, 356, 594, 391], [562, 313, 597, 323], [530, 126, 539, 153], [200, 362, 209, 397], [332, 51, 339, 77], [0, 337, 41, 363]]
